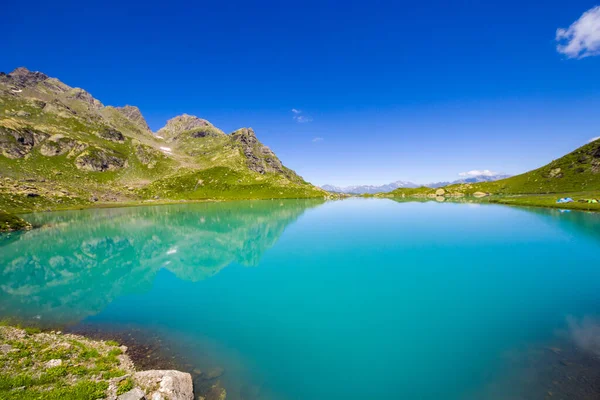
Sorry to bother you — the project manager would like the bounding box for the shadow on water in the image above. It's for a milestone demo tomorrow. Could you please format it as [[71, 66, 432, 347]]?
[[0, 199, 325, 326]]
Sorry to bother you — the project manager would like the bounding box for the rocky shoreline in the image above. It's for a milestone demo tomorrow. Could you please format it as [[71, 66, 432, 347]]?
[[0, 210, 31, 232], [0, 325, 195, 399], [68, 324, 228, 400]]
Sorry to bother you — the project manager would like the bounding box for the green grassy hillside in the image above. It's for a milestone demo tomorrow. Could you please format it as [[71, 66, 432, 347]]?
[[381, 139, 600, 211], [0, 67, 328, 215], [449, 139, 600, 195]]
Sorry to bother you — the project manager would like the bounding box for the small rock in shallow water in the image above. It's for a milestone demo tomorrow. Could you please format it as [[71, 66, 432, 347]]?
[[204, 367, 224, 380]]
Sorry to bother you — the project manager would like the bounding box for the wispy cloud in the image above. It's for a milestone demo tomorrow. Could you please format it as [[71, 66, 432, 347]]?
[[312, 137, 324, 143], [556, 6, 600, 58], [295, 115, 313, 123], [458, 169, 499, 177], [589, 136, 600, 143], [291, 108, 313, 123]]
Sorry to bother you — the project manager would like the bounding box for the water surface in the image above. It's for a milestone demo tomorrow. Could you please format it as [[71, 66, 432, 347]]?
[[2, 199, 600, 399]]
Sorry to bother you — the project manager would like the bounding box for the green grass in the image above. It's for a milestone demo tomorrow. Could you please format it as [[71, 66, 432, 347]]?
[[139, 166, 326, 201], [116, 378, 134, 395], [0, 325, 131, 400], [478, 191, 600, 211]]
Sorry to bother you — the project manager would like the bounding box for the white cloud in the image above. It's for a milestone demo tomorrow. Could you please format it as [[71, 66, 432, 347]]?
[[589, 136, 600, 143], [312, 137, 324, 142], [556, 6, 600, 58], [458, 169, 498, 177], [291, 108, 313, 123], [294, 115, 313, 123]]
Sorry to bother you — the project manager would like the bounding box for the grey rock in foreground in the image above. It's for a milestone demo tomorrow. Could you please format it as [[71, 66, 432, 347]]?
[[118, 387, 146, 400], [134, 370, 194, 400]]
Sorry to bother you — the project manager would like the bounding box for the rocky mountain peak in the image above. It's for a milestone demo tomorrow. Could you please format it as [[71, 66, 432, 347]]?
[[231, 128, 257, 143], [66, 87, 103, 109], [156, 114, 213, 138], [115, 105, 152, 133], [7, 67, 49, 87]]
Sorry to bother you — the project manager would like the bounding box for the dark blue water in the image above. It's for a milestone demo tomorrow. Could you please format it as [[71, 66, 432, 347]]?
[[2, 199, 600, 399]]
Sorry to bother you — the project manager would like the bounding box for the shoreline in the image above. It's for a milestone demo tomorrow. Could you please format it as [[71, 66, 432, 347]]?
[[0, 324, 200, 400]]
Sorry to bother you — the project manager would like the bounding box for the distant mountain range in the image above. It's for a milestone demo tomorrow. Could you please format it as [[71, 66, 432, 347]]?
[[321, 174, 511, 194], [424, 174, 512, 188], [321, 181, 419, 195]]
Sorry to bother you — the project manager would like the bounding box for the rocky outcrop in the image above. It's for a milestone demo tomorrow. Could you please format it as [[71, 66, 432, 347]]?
[[156, 114, 215, 139], [132, 370, 194, 400], [66, 87, 103, 108], [98, 127, 125, 143], [133, 140, 160, 168], [40, 134, 87, 157], [231, 128, 285, 175], [3, 67, 49, 88], [435, 188, 446, 196], [43, 99, 77, 116], [0, 125, 49, 158], [75, 147, 127, 171], [115, 105, 152, 133]]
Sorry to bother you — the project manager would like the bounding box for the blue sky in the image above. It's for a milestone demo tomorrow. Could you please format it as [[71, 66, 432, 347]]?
[[4, 0, 600, 186]]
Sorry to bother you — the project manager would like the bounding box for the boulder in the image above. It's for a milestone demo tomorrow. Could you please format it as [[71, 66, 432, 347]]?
[[435, 188, 446, 196], [473, 191, 488, 198], [134, 370, 194, 400], [117, 387, 145, 400]]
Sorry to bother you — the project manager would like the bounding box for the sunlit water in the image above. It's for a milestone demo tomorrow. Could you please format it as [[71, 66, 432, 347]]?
[[2, 198, 600, 399]]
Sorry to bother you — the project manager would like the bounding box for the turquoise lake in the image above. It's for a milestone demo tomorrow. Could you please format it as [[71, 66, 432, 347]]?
[[2, 198, 600, 399]]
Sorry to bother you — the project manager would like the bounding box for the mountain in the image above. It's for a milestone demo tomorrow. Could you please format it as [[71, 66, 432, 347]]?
[[320, 181, 419, 194], [425, 174, 511, 188], [321, 175, 510, 194], [386, 139, 600, 197], [0, 67, 327, 213]]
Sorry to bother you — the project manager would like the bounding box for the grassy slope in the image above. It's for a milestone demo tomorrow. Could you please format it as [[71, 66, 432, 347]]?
[[382, 140, 600, 211]]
